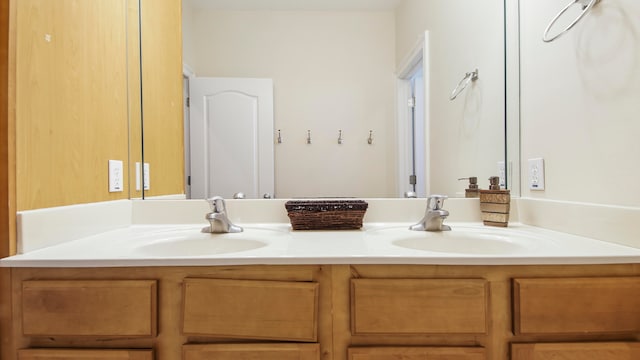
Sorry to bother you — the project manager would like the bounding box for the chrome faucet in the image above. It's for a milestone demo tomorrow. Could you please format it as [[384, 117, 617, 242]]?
[[409, 195, 451, 232], [202, 196, 243, 233]]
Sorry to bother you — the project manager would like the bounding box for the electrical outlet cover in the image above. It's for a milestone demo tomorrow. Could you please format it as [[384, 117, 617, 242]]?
[[528, 158, 545, 190], [497, 161, 506, 188], [108, 160, 124, 193]]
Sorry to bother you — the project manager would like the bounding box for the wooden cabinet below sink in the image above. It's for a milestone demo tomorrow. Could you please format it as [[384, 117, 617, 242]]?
[[348, 347, 485, 360], [17, 349, 153, 360], [513, 277, 640, 335], [183, 343, 320, 360], [182, 278, 318, 341], [351, 278, 488, 335], [4, 264, 640, 360], [511, 342, 640, 360]]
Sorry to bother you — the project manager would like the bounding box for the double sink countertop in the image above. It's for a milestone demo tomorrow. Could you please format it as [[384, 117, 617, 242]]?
[[2, 198, 639, 267]]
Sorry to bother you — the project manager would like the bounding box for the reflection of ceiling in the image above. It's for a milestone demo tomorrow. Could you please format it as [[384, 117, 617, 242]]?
[[187, 0, 403, 11]]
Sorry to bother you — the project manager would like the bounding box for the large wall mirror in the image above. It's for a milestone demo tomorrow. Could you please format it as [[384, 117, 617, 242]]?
[[142, 0, 518, 200]]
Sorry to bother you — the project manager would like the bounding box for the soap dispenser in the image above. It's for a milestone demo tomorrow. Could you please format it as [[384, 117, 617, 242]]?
[[458, 177, 479, 198], [478, 176, 511, 227]]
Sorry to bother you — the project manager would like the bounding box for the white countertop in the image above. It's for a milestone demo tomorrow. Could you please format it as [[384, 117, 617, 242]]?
[[3, 221, 640, 267], [3, 198, 639, 267]]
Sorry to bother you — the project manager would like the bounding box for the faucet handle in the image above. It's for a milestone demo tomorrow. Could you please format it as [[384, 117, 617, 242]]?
[[206, 196, 226, 213], [427, 195, 448, 210]]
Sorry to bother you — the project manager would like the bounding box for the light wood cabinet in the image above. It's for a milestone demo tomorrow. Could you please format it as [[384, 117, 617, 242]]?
[[17, 349, 153, 360], [182, 278, 319, 341], [21, 280, 157, 337], [14, 0, 131, 210], [511, 342, 640, 360], [183, 343, 320, 360], [513, 277, 640, 335], [351, 278, 488, 335], [6, 265, 640, 360], [348, 347, 485, 360]]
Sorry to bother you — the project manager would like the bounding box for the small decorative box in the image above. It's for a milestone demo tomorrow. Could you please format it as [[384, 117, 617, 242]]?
[[479, 189, 511, 227], [284, 200, 368, 230]]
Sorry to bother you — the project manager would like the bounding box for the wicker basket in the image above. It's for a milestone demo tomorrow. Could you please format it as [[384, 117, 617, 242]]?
[[284, 200, 368, 230]]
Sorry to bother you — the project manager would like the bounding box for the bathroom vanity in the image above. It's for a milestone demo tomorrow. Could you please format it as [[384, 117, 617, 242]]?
[[5, 264, 640, 360], [2, 199, 640, 360]]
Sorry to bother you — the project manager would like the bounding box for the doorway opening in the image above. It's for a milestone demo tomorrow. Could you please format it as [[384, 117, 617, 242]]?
[[397, 32, 429, 198]]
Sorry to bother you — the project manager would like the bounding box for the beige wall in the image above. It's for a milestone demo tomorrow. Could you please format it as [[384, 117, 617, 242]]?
[[395, 0, 506, 197], [183, 7, 397, 198], [519, 0, 640, 207]]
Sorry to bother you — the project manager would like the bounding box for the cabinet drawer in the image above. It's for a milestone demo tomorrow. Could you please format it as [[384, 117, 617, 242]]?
[[351, 278, 488, 335], [21, 280, 157, 337], [511, 342, 640, 360], [183, 344, 320, 360], [182, 278, 318, 341], [348, 346, 485, 360], [513, 277, 640, 335], [17, 349, 153, 360]]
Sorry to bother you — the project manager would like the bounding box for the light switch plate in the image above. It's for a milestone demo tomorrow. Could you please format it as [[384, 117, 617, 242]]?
[[528, 158, 545, 190], [108, 160, 124, 193], [135, 162, 141, 191], [143, 162, 150, 190]]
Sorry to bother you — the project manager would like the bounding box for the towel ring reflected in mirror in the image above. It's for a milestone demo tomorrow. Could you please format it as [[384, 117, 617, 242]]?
[[449, 69, 479, 101], [543, 0, 601, 43]]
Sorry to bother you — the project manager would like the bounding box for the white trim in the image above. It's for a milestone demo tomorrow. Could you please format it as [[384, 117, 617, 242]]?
[[422, 32, 431, 196], [396, 79, 412, 197], [183, 63, 196, 78], [396, 34, 425, 78], [395, 31, 430, 197]]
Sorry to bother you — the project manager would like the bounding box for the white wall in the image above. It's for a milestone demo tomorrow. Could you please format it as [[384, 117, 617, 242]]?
[[395, 0, 506, 197], [184, 7, 397, 198], [181, 0, 196, 70], [519, 0, 640, 207]]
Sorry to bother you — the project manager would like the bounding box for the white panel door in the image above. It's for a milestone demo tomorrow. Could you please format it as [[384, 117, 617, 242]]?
[[189, 78, 274, 199]]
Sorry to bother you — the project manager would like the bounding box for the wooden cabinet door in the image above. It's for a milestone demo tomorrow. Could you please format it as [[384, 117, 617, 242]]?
[[351, 278, 488, 334], [183, 344, 319, 360], [513, 277, 640, 335], [511, 342, 640, 360], [21, 280, 157, 337], [182, 278, 318, 341], [18, 349, 153, 360], [348, 347, 485, 360]]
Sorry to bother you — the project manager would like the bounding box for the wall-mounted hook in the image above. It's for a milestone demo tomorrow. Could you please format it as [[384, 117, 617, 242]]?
[[306, 130, 312, 144], [338, 130, 344, 145], [367, 130, 373, 145], [277, 129, 283, 144]]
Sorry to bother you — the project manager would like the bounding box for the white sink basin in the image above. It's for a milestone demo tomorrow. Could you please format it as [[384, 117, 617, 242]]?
[[367, 225, 540, 255], [132, 226, 286, 257]]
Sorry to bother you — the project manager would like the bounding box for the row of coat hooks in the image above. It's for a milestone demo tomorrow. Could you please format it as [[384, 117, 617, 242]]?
[[276, 130, 374, 145]]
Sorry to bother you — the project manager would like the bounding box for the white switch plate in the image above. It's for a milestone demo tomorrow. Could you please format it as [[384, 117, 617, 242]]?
[[108, 160, 124, 193], [528, 158, 545, 190], [497, 161, 506, 188], [135, 162, 141, 191], [143, 162, 150, 190]]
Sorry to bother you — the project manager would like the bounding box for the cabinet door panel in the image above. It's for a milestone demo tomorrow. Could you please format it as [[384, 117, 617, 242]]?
[[18, 349, 153, 360], [511, 342, 640, 360], [22, 280, 157, 337], [183, 343, 319, 360], [513, 277, 640, 335], [182, 278, 318, 341], [348, 347, 485, 360], [351, 278, 488, 334]]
